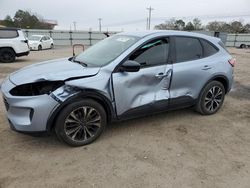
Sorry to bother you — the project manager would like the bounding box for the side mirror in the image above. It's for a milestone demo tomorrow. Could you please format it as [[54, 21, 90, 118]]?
[[119, 60, 140, 72]]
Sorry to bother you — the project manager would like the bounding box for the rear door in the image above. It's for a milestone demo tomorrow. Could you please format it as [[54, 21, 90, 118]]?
[[112, 37, 173, 117], [170, 36, 219, 104]]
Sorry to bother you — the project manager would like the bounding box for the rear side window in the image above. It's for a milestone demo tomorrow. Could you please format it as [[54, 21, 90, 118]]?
[[200, 39, 218, 57], [129, 38, 169, 67], [218, 41, 229, 53], [0, 30, 18, 38], [175, 37, 202, 63]]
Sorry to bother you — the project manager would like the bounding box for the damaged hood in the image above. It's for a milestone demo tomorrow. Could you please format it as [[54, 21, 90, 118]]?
[[9, 58, 100, 85]]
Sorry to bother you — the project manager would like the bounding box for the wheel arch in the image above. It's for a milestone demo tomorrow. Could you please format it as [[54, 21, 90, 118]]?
[[211, 75, 229, 93], [200, 75, 229, 97], [46, 89, 115, 132], [0, 47, 16, 55], [240, 43, 246, 48]]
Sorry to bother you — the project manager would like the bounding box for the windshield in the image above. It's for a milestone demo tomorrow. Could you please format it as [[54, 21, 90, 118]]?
[[75, 35, 140, 66], [29, 36, 42, 41]]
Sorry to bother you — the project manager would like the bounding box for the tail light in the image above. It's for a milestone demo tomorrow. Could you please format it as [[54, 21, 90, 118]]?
[[21, 39, 28, 43], [228, 58, 236, 67]]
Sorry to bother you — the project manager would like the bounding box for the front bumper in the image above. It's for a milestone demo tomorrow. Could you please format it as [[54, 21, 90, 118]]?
[[1, 78, 59, 132], [29, 46, 38, 51]]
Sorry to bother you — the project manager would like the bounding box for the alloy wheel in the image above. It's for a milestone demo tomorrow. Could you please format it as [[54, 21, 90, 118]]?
[[64, 106, 101, 142], [204, 86, 223, 113]]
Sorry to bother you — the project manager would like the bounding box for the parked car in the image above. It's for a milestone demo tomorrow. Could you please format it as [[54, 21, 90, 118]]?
[[0, 27, 30, 63], [28, 35, 54, 50], [1, 31, 235, 146]]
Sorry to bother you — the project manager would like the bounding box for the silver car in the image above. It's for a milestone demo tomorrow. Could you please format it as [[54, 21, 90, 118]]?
[[1, 31, 235, 146]]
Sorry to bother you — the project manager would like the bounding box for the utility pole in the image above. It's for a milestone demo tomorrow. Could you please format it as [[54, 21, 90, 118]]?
[[146, 17, 149, 30], [98, 18, 102, 32], [146, 6, 154, 30], [73, 21, 76, 31]]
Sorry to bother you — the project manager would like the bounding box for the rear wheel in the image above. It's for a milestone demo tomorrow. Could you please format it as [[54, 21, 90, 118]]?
[[195, 81, 225, 115], [55, 99, 107, 146], [240, 44, 247, 49], [0, 48, 16, 63]]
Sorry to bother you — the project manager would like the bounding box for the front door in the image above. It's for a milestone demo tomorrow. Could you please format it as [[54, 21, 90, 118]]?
[[112, 37, 173, 117]]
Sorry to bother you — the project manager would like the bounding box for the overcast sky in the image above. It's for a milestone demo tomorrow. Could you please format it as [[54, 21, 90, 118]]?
[[1, 0, 250, 31]]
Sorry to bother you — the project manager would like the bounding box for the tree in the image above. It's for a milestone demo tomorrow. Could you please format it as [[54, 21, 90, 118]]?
[[175, 19, 185, 30], [1, 9, 55, 29], [154, 18, 176, 30], [13, 10, 41, 28], [154, 18, 186, 30], [230, 21, 244, 33], [243, 24, 250, 33], [154, 18, 250, 33], [184, 22, 195, 31], [193, 18, 202, 30], [207, 21, 223, 31], [2, 15, 15, 27], [155, 18, 203, 31]]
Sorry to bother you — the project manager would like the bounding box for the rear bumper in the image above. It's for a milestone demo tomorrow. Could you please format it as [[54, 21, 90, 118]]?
[[16, 50, 30, 57]]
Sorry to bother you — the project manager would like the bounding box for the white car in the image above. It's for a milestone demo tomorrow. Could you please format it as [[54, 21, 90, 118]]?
[[0, 28, 30, 63], [28, 35, 54, 51]]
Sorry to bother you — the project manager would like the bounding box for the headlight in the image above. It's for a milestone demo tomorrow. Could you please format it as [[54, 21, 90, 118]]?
[[10, 81, 64, 96]]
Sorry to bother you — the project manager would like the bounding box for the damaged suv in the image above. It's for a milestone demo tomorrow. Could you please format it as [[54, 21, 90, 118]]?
[[1, 31, 234, 146]]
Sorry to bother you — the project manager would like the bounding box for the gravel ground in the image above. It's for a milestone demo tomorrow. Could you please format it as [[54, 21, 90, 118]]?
[[0, 47, 250, 188]]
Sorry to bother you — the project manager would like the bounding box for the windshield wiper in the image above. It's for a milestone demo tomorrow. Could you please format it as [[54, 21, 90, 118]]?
[[71, 57, 87, 67]]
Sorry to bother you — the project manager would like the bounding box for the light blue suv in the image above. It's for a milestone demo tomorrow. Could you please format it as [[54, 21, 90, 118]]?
[[1, 31, 235, 146]]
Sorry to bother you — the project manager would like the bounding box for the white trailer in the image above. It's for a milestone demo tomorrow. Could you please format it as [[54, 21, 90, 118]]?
[[226, 34, 250, 48]]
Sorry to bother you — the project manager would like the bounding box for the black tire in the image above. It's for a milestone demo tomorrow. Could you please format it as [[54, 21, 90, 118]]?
[[50, 44, 54, 49], [240, 44, 247, 49], [38, 45, 42, 51], [195, 81, 225, 115], [0, 48, 16, 63], [55, 99, 107, 146]]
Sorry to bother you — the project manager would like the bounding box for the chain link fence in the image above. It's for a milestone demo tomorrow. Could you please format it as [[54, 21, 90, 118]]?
[[23, 29, 117, 46], [23, 29, 250, 48]]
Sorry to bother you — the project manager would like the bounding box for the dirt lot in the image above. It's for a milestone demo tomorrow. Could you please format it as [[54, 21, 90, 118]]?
[[0, 47, 250, 188]]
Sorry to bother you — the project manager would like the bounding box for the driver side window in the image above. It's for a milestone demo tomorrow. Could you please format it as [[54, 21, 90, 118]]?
[[129, 38, 169, 67]]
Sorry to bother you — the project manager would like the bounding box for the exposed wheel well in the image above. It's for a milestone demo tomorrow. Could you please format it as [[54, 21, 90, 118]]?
[[212, 76, 229, 93]]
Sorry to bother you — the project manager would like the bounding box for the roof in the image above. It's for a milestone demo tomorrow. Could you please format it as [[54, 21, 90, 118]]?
[[117, 30, 220, 42]]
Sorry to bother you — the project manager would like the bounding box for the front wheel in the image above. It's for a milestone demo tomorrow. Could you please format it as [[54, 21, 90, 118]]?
[[55, 99, 107, 146], [38, 45, 42, 51], [195, 81, 225, 115]]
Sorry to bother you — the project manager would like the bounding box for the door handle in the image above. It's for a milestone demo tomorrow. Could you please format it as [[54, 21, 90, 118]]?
[[202, 65, 212, 70], [155, 70, 171, 78]]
